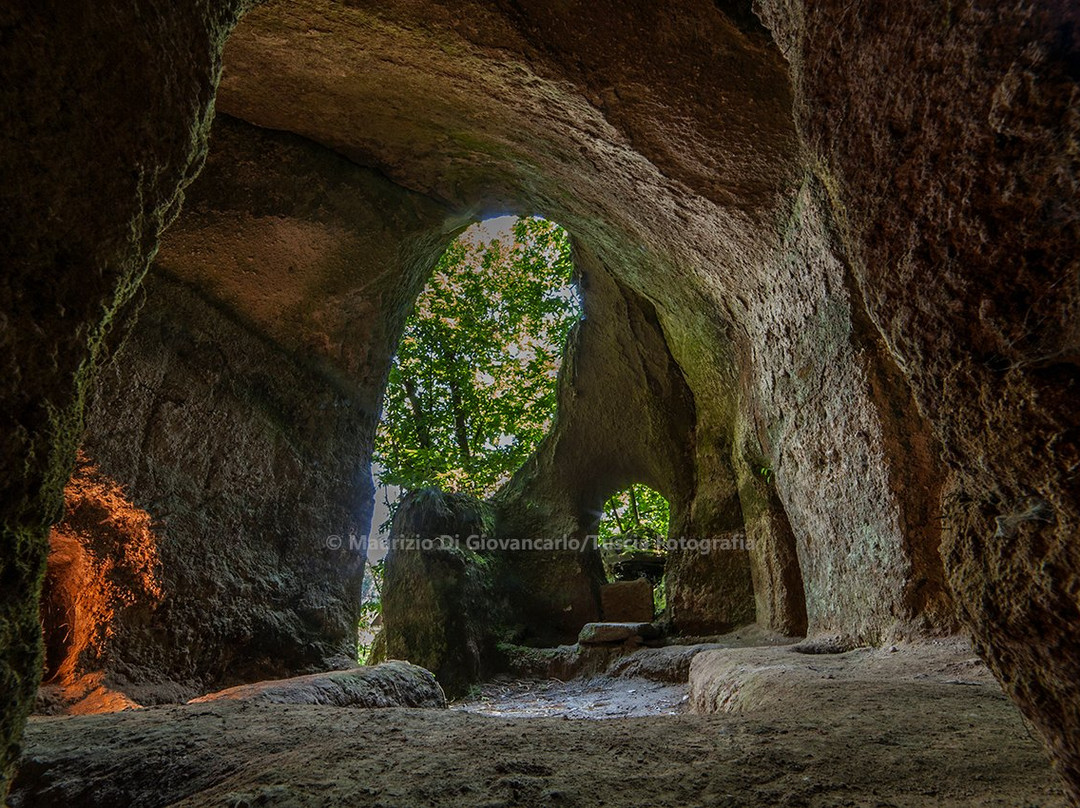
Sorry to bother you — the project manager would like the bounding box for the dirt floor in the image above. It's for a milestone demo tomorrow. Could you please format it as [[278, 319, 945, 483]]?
[[453, 675, 690, 719], [11, 639, 1069, 807]]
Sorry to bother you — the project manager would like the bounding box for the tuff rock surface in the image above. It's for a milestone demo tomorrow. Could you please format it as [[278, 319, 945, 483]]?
[[188, 661, 446, 709], [381, 489, 503, 698], [66, 115, 456, 698], [0, 0, 247, 793], [1, 0, 1078, 802]]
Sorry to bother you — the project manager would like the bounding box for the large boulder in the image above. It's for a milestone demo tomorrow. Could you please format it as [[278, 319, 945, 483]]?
[[578, 622, 659, 645], [381, 490, 504, 698], [188, 662, 446, 709]]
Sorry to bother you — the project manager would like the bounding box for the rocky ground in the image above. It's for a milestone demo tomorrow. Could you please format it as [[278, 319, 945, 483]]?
[[454, 676, 690, 719], [12, 640, 1067, 807]]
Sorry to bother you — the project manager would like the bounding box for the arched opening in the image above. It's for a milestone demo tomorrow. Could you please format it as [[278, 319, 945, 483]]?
[[4, 2, 1073, 804], [597, 484, 670, 620], [360, 214, 582, 661], [373, 214, 581, 503]]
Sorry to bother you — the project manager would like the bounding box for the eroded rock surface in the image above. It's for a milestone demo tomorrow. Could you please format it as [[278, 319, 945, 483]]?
[[688, 640, 998, 716], [215, 0, 954, 649], [382, 490, 504, 698], [65, 116, 457, 698], [0, 0, 246, 794], [11, 644, 1066, 807], [4, 0, 1078, 802], [188, 661, 446, 709], [501, 624, 795, 682], [755, 0, 1080, 796]]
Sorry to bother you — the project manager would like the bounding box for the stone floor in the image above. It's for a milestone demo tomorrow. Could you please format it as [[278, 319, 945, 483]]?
[[11, 639, 1067, 807]]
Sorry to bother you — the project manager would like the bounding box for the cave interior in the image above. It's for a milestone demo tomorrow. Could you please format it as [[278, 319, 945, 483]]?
[[2, 1, 1079, 805]]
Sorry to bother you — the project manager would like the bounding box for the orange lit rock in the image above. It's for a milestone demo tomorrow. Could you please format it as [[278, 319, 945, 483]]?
[[38, 451, 162, 712]]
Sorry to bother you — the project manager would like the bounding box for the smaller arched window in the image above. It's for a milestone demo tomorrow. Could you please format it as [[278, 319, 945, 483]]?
[[597, 484, 669, 605]]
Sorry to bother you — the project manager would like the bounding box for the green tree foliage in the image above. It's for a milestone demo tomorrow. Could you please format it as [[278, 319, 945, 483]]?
[[357, 559, 384, 664], [374, 217, 581, 499], [597, 484, 670, 547], [597, 484, 670, 613]]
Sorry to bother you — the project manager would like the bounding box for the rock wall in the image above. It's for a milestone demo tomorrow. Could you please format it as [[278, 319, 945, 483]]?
[[215, 0, 797, 643], [737, 177, 953, 642], [754, 0, 1080, 797], [492, 240, 748, 641], [27, 0, 962, 690], [65, 116, 457, 697], [79, 270, 368, 694], [0, 0, 245, 795]]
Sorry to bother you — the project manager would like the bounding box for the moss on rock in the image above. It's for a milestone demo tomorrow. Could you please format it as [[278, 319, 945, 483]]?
[[382, 489, 505, 698]]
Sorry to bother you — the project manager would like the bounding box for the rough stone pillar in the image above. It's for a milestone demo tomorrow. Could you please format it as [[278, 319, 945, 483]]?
[[665, 447, 757, 636], [493, 241, 708, 641], [732, 409, 808, 636], [757, 0, 1080, 797], [0, 0, 244, 795], [382, 489, 500, 698]]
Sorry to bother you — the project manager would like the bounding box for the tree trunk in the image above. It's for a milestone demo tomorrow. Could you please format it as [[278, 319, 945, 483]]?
[[612, 501, 625, 534], [441, 349, 472, 462], [402, 376, 432, 450]]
